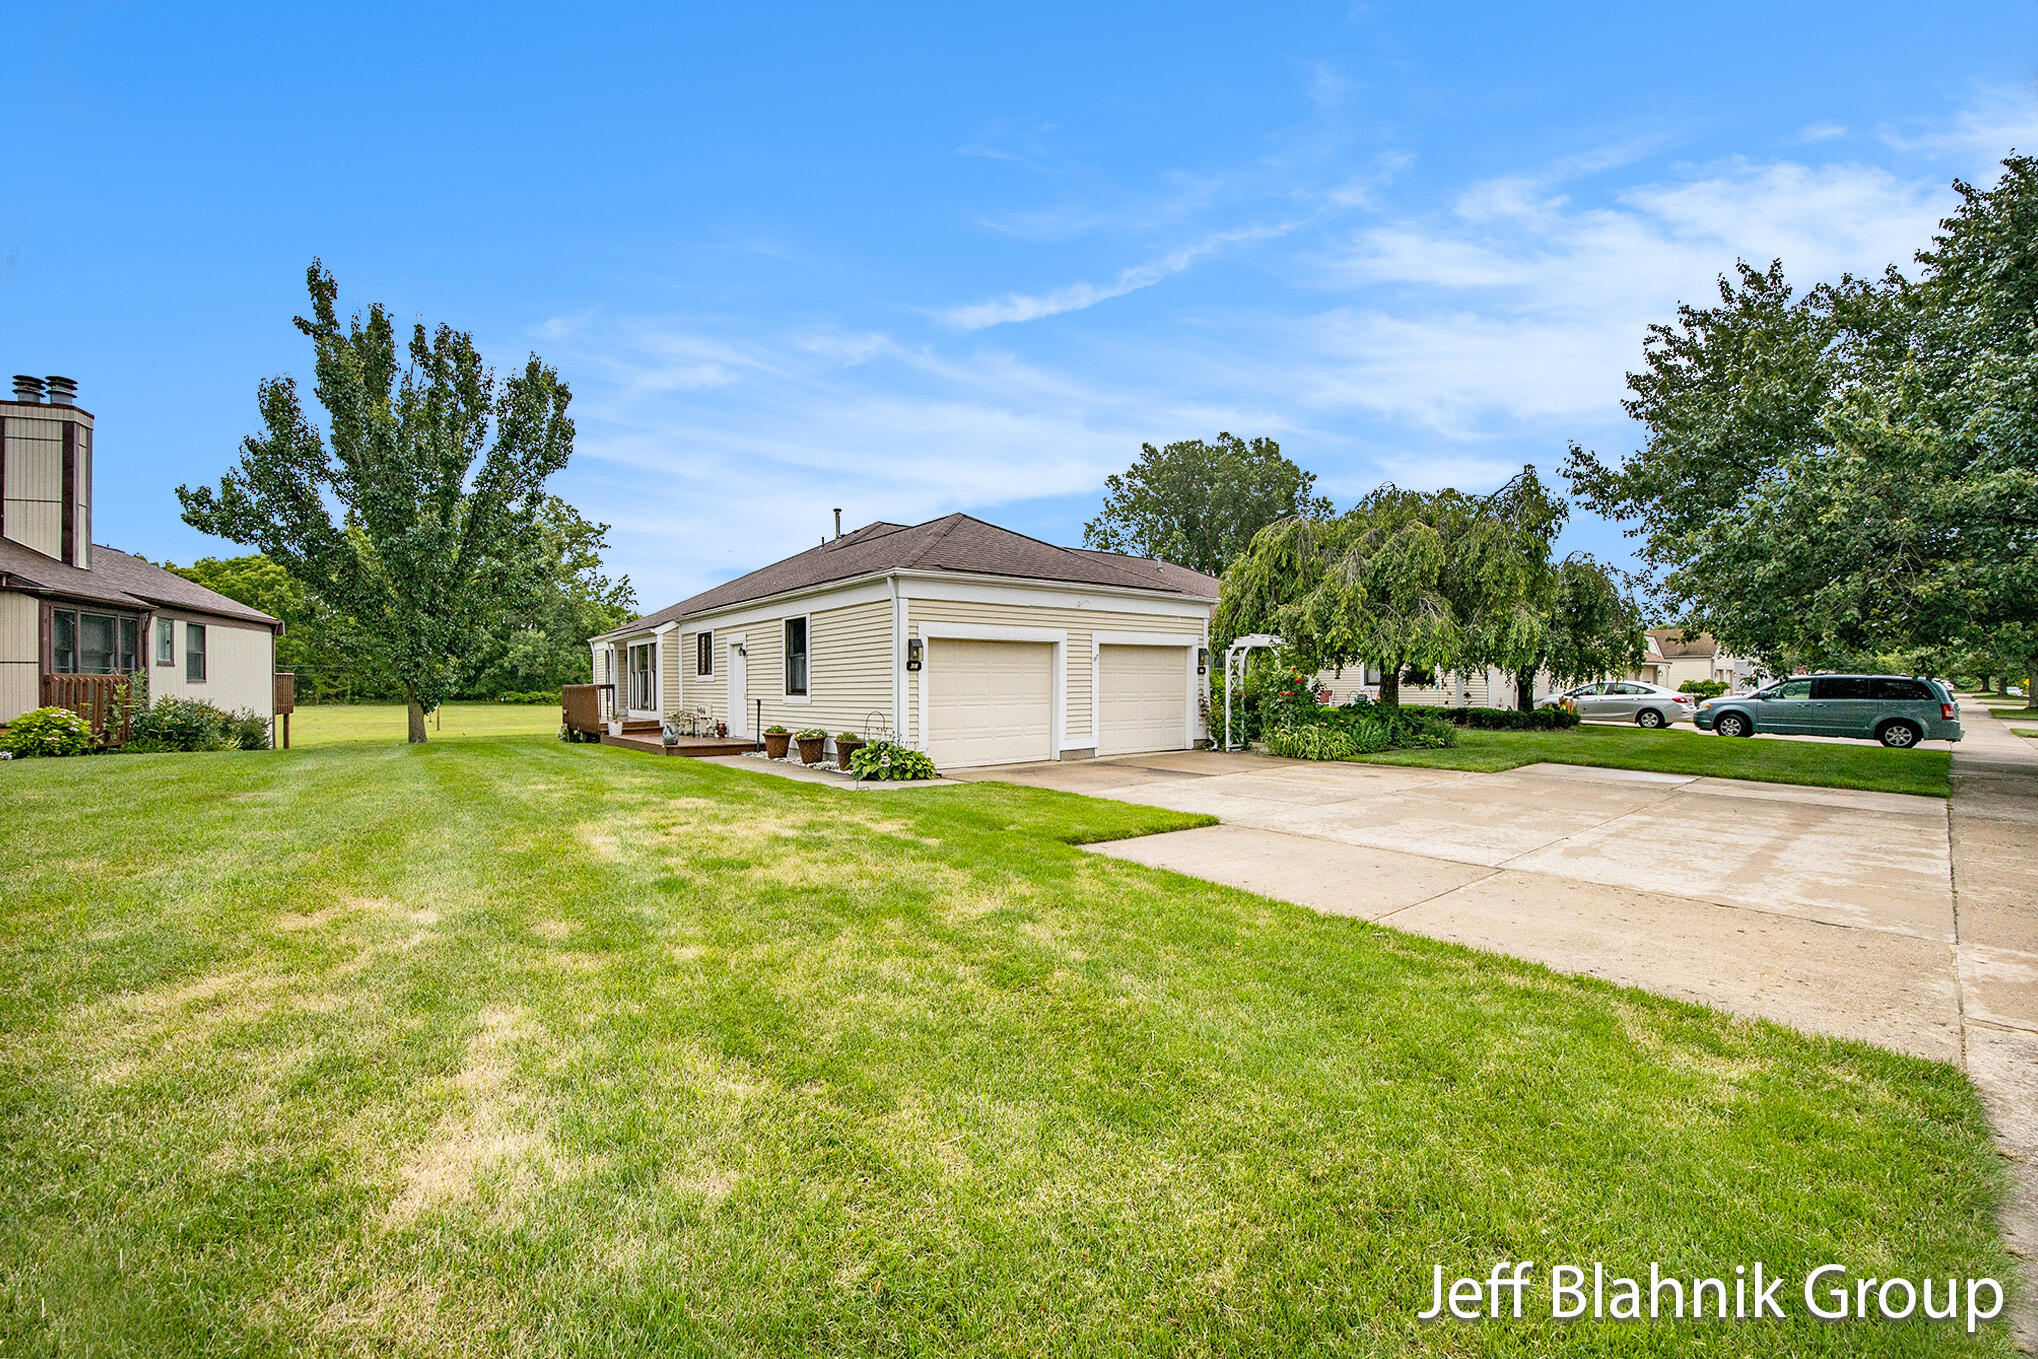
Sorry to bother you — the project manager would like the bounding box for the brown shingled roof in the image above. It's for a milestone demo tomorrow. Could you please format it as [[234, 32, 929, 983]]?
[[0, 538, 279, 626], [597, 513, 1218, 640]]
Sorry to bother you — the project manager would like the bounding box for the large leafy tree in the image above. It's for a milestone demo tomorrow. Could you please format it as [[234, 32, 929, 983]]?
[[167, 553, 391, 703], [457, 496, 637, 696], [1568, 156, 2038, 693], [1084, 433, 1331, 577], [180, 262, 575, 741]]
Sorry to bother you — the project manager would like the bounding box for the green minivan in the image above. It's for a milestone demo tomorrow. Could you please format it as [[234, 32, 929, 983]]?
[[1694, 675, 1963, 747]]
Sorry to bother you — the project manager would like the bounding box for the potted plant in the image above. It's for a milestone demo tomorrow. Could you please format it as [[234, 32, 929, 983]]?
[[763, 724, 791, 759], [794, 727, 828, 764], [834, 730, 865, 770]]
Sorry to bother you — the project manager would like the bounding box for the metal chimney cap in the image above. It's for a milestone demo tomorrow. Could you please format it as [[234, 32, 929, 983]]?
[[10, 375, 45, 403], [44, 375, 77, 405]]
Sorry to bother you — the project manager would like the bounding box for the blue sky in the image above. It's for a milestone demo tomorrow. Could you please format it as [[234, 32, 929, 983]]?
[[8, 3, 2038, 612]]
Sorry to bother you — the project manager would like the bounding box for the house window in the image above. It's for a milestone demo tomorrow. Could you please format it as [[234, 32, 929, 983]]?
[[156, 618, 175, 665], [52, 610, 77, 673], [783, 617, 808, 696], [697, 631, 713, 677], [48, 608, 139, 674], [186, 623, 207, 682]]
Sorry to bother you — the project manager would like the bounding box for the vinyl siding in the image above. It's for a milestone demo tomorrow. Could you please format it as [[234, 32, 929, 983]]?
[[1, 410, 89, 564], [0, 589, 37, 721], [906, 598, 1204, 753], [674, 596, 895, 742], [151, 613, 276, 721]]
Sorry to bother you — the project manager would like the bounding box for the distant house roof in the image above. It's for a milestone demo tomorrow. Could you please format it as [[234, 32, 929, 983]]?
[[597, 513, 1218, 641], [1646, 627, 1717, 660], [0, 538, 279, 626]]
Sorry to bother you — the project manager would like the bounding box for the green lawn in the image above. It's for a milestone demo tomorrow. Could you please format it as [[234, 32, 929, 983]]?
[[1355, 723, 1953, 797], [290, 701, 560, 747], [0, 736, 2012, 1355]]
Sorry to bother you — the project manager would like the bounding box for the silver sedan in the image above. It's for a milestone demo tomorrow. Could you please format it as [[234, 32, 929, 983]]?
[[1540, 680, 1699, 728]]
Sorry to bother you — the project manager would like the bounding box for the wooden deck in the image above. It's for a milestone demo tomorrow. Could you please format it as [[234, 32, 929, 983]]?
[[600, 731, 760, 757]]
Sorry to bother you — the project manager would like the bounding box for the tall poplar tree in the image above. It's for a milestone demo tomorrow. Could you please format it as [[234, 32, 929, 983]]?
[[179, 262, 575, 742]]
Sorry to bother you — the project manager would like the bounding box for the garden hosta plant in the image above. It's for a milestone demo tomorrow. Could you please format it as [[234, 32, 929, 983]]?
[[0, 706, 94, 757], [1263, 723, 1356, 761], [850, 739, 938, 781]]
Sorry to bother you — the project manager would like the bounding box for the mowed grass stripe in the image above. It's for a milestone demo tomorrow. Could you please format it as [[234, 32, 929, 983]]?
[[0, 735, 2013, 1356]]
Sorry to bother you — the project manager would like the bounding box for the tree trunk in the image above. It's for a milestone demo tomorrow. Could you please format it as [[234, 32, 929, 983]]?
[[1515, 671, 1536, 711], [405, 684, 428, 744], [1379, 666, 1400, 709], [2027, 655, 2038, 711]]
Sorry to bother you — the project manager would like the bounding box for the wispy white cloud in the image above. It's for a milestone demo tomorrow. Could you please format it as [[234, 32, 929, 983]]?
[[940, 219, 1308, 330], [1797, 121, 1849, 143], [1879, 85, 2038, 158], [1296, 158, 1951, 430]]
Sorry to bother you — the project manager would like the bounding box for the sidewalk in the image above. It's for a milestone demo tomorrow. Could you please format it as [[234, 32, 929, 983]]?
[[1947, 696, 2038, 1348]]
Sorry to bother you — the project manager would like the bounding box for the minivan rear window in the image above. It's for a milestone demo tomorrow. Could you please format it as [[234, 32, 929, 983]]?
[[1812, 677, 1875, 700], [1869, 678, 1933, 701]]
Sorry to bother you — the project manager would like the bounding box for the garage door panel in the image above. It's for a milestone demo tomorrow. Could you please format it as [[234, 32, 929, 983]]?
[[929, 639, 1054, 768], [1099, 644, 1189, 756]]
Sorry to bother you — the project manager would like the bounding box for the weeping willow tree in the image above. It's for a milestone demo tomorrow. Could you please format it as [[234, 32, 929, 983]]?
[[1215, 468, 1578, 708]]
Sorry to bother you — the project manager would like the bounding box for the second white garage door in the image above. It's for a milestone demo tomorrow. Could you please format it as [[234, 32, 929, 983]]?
[[927, 638, 1055, 768], [1097, 643, 1190, 755]]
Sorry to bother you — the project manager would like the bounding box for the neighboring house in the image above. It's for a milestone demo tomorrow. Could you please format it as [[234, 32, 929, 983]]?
[[1632, 629, 1763, 691], [591, 514, 1218, 770], [1313, 664, 1558, 710], [1, 375, 281, 729]]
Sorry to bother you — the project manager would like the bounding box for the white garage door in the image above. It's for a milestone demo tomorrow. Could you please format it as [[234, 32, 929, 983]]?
[[927, 639, 1054, 768], [1098, 644, 1189, 755]]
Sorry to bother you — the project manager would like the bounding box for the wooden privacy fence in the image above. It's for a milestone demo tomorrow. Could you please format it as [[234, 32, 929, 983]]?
[[561, 683, 615, 737], [41, 673, 136, 746]]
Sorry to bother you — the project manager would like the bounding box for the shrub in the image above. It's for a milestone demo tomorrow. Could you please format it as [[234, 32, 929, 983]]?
[[1, 706, 94, 757], [1679, 679, 1729, 700], [836, 731, 863, 743], [495, 690, 561, 705], [1442, 705, 1580, 731], [125, 697, 269, 753], [765, 724, 788, 735], [850, 740, 939, 781], [1263, 724, 1356, 761]]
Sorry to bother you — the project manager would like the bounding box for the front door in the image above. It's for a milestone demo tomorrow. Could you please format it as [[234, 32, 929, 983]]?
[[727, 642, 748, 737], [626, 642, 656, 714]]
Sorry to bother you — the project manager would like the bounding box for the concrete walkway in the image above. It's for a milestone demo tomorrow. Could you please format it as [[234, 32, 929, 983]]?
[[1946, 700, 2038, 1344]]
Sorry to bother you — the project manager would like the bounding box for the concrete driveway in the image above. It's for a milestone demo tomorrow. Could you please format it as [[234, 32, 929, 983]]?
[[960, 716, 2038, 1342], [955, 748, 1970, 1061]]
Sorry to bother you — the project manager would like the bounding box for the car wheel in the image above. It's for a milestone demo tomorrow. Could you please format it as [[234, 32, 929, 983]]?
[[1713, 712, 1750, 739], [1637, 708, 1666, 729], [1878, 721, 1922, 749]]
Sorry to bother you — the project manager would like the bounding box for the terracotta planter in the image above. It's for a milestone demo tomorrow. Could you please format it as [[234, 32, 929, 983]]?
[[763, 732, 791, 759], [796, 736, 826, 765], [835, 739, 864, 770]]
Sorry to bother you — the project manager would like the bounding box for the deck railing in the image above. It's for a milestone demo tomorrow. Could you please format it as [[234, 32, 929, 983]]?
[[40, 673, 138, 745]]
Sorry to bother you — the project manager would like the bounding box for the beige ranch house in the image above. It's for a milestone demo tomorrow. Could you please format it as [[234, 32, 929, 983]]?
[[1, 375, 281, 731], [592, 515, 1218, 770]]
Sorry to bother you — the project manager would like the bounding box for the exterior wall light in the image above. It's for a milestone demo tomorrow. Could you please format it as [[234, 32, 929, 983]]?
[[1197, 647, 1209, 675], [906, 637, 924, 671]]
